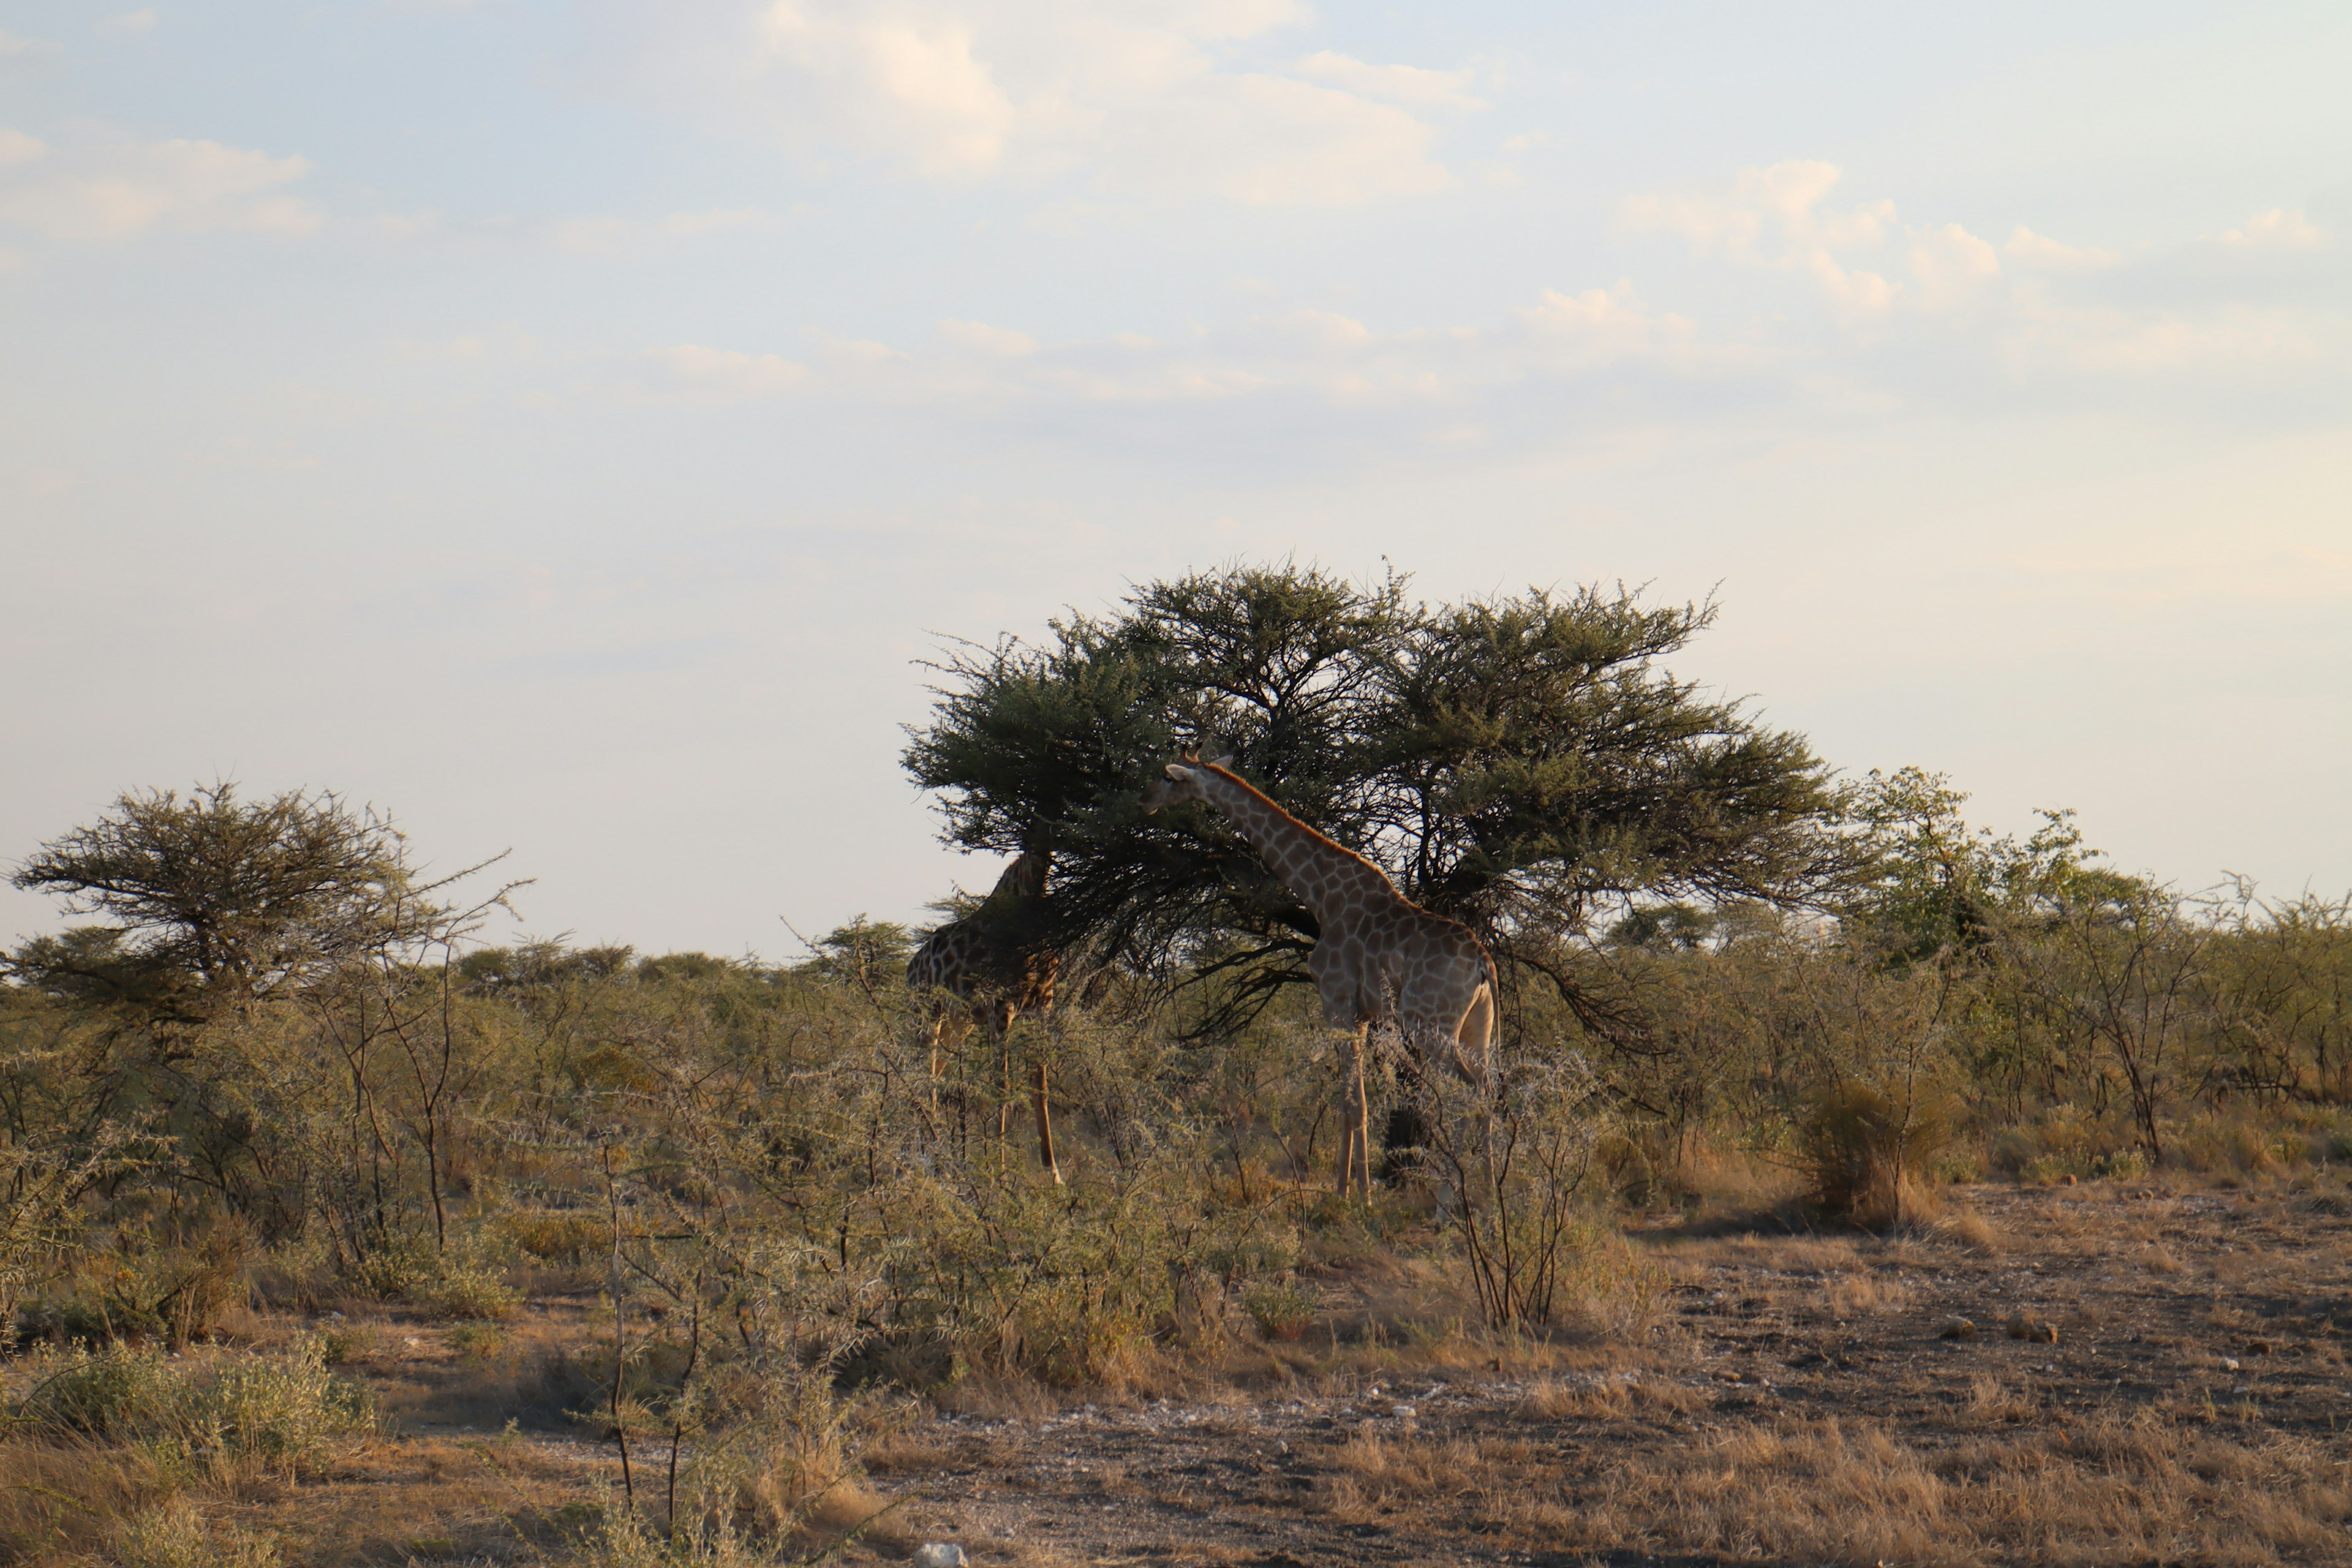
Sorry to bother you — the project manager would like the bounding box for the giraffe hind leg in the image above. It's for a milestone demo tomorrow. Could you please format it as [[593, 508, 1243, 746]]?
[[1031, 1058, 1061, 1185]]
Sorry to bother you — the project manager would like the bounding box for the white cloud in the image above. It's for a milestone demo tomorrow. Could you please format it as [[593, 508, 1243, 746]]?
[[102, 8, 160, 36], [1623, 160, 1895, 262], [1296, 51, 1483, 111], [0, 134, 315, 239], [633, 281, 1743, 418], [0, 130, 45, 165], [2005, 226, 2117, 270], [1629, 164, 2020, 315], [625, 1, 1465, 206], [1251, 307, 1374, 352], [2213, 208, 2321, 248], [552, 207, 788, 253], [938, 318, 1038, 355], [1907, 222, 2000, 310], [0, 29, 61, 57], [1515, 281, 1702, 366], [649, 343, 813, 398], [760, 3, 1019, 175], [2003, 294, 2329, 374]]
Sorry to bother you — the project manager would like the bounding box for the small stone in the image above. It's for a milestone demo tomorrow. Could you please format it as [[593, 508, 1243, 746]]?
[[1392, 1404, 1417, 1422], [2222, 1356, 2241, 1372], [913, 1545, 967, 1568], [1938, 1317, 1978, 1341]]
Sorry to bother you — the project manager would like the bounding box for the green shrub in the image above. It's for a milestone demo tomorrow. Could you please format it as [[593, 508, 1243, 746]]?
[[9, 1336, 372, 1474], [337, 1235, 519, 1319], [504, 1209, 611, 1264], [448, 1321, 505, 1360], [412, 1262, 522, 1322], [12, 1341, 183, 1438], [1241, 1279, 1317, 1341]]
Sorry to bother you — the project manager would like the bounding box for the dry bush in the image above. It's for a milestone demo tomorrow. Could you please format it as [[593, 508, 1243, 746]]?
[[1795, 1082, 1958, 1231], [114, 1496, 282, 1568]]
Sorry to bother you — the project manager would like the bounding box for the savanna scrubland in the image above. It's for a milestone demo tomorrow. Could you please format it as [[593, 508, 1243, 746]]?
[[5, 567, 2350, 1568]]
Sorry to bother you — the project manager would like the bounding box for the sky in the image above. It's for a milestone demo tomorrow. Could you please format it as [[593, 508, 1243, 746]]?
[[3, 1, 2348, 959]]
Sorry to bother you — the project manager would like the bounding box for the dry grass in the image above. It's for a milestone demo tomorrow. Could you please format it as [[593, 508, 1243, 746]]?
[[9, 1176, 2352, 1568], [1474, 1410, 2352, 1566], [1825, 1268, 1915, 1316]]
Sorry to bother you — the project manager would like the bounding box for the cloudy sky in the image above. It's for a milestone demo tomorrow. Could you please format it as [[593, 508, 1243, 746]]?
[[4, 1, 2348, 956]]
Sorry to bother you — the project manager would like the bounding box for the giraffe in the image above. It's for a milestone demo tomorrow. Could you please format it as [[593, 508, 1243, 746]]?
[[906, 851, 1064, 1182], [1138, 755, 1496, 1197]]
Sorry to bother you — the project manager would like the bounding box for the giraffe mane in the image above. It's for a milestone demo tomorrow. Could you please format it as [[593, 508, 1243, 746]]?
[[1194, 761, 1396, 890]]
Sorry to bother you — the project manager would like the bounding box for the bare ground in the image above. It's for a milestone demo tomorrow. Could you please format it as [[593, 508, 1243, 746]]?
[[13, 1175, 2352, 1567]]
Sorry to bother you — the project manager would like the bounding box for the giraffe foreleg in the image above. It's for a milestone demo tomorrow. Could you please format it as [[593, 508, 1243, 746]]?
[[1031, 1056, 1061, 1185], [1337, 1022, 1371, 1200]]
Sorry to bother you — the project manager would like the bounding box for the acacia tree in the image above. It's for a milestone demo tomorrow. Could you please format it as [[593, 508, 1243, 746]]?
[[903, 564, 1849, 1036], [7, 782, 521, 1248], [7, 782, 473, 1022]]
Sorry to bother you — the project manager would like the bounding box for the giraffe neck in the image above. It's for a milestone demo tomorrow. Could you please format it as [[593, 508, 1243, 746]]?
[[1194, 764, 1398, 931]]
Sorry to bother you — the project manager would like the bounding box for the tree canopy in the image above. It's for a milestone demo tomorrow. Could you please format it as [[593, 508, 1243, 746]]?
[[7, 782, 506, 1021], [902, 563, 1849, 1031]]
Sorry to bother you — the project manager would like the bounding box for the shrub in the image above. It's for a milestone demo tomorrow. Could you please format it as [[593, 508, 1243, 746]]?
[[1242, 1278, 1317, 1341], [448, 1321, 506, 1360], [411, 1262, 522, 1321], [9, 1336, 372, 1475], [1795, 1082, 1957, 1230], [505, 1208, 612, 1264], [11, 1341, 184, 1438], [115, 1498, 281, 1568], [337, 1234, 519, 1319]]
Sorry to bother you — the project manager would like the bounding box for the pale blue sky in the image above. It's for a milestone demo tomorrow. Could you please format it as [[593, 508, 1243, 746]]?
[[4, 1, 2348, 955]]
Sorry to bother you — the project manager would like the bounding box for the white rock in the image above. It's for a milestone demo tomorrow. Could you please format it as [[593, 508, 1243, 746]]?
[[913, 1545, 967, 1568]]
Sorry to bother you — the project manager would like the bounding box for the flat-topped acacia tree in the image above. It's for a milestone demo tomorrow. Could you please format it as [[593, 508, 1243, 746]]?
[[902, 563, 1850, 1038]]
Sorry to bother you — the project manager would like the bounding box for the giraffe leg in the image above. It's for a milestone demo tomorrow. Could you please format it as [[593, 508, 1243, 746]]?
[[993, 1000, 1017, 1144], [926, 1011, 944, 1125], [1031, 1057, 1061, 1185], [1338, 1023, 1371, 1199]]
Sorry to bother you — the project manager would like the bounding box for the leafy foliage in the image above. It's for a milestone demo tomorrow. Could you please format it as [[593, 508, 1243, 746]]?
[[904, 564, 1847, 1029]]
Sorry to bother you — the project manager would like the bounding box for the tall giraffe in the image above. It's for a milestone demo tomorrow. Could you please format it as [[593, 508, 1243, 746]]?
[[1139, 755, 1495, 1197], [906, 851, 1064, 1182]]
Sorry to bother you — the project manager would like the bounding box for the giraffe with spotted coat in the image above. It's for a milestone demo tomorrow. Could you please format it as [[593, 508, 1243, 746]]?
[[907, 850, 1063, 1182], [1139, 755, 1495, 1196]]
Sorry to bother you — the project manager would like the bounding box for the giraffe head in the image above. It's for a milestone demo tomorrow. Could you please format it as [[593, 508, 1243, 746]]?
[[1139, 753, 1233, 814]]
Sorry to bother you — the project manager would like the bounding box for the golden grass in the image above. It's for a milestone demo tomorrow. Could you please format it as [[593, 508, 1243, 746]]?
[[1477, 1412, 2352, 1567]]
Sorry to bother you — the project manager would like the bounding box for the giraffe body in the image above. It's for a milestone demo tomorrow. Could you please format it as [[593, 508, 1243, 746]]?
[[1139, 757, 1496, 1193], [907, 851, 1062, 1181]]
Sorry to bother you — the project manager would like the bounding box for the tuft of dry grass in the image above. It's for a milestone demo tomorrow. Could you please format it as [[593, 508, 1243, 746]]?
[[1515, 1373, 1706, 1422], [1825, 1270, 1915, 1317]]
